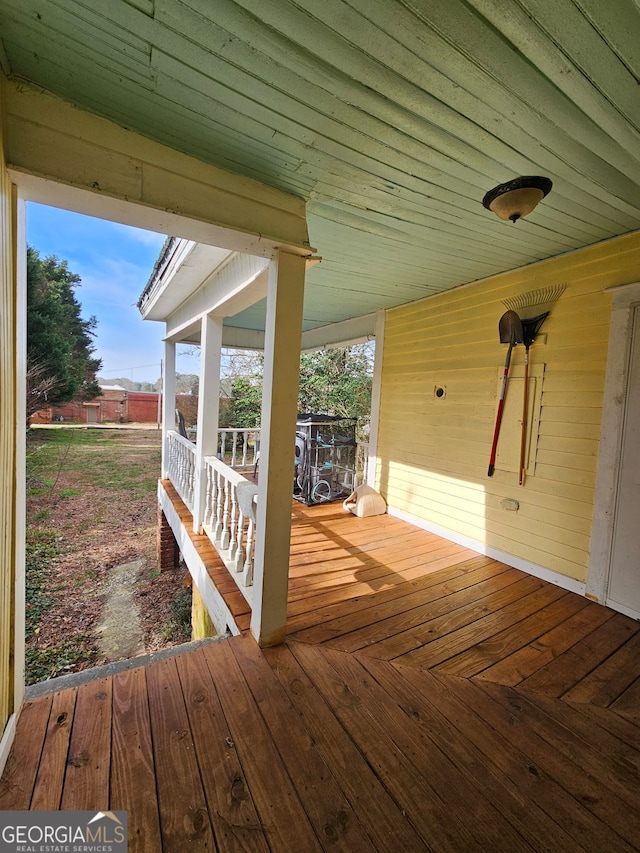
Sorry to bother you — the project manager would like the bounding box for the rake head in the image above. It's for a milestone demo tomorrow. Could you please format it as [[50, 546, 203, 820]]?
[[502, 283, 566, 319]]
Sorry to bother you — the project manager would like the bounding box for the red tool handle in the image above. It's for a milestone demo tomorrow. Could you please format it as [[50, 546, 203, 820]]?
[[487, 383, 507, 476], [487, 345, 514, 477]]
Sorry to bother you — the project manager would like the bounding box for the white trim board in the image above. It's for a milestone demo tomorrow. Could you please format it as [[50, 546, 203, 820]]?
[[387, 505, 587, 597], [366, 310, 385, 486], [587, 281, 640, 611], [158, 483, 241, 637], [5, 79, 312, 257], [0, 713, 17, 779], [606, 598, 640, 620]]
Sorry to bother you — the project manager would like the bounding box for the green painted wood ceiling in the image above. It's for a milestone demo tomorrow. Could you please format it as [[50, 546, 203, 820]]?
[[1, 0, 640, 333]]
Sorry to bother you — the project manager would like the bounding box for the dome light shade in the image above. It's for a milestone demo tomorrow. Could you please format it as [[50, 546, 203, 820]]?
[[482, 176, 552, 222]]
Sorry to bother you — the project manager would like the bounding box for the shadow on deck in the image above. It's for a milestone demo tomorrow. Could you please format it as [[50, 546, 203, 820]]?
[[1, 495, 639, 851]]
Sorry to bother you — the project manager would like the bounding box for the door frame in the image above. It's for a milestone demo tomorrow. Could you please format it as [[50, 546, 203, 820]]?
[[587, 280, 640, 618]]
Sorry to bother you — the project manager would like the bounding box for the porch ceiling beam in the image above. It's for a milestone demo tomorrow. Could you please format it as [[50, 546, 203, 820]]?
[[221, 327, 266, 351], [165, 253, 270, 339], [218, 313, 380, 353], [300, 313, 378, 351], [167, 304, 380, 353], [3, 77, 313, 257]]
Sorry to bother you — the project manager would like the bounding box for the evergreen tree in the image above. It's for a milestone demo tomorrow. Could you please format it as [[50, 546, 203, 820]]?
[[27, 247, 102, 417]]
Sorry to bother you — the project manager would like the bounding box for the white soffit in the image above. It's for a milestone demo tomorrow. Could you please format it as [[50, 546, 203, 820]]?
[[165, 251, 271, 341], [142, 241, 234, 320]]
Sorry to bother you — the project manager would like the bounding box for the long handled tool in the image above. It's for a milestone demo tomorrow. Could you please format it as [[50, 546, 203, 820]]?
[[488, 310, 523, 477], [502, 284, 566, 484], [517, 313, 548, 483]]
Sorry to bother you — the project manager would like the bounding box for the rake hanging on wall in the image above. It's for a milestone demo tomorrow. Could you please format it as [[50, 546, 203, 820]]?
[[502, 284, 566, 484]]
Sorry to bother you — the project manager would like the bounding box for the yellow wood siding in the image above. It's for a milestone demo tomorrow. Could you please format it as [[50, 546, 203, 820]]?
[[377, 232, 640, 583], [0, 83, 16, 736]]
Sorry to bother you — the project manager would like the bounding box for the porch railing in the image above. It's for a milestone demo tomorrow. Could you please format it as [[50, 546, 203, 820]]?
[[203, 455, 256, 595], [165, 428, 369, 605], [217, 428, 260, 471], [166, 431, 196, 511]]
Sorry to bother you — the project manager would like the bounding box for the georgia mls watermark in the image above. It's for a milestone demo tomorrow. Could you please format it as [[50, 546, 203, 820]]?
[[0, 811, 127, 853]]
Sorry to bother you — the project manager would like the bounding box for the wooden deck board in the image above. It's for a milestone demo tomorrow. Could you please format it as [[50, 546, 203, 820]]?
[[174, 648, 270, 853], [393, 663, 638, 853], [517, 613, 640, 697], [473, 599, 613, 687], [228, 635, 370, 852], [330, 572, 535, 660], [31, 687, 77, 810], [317, 645, 534, 852], [441, 676, 640, 852], [477, 680, 640, 812], [0, 694, 52, 809], [431, 592, 587, 678], [200, 640, 323, 852], [610, 676, 640, 723], [146, 658, 216, 850], [110, 668, 162, 853], [287, 641, 485, 853], [561, 631, 640, 707], [60, 678, 112, 811], [264, 643, 427, 851], [360, 655, 586, 853], [287, 556, 502, 641], [2, 494, 639, 850], [294, 567, 523, 656]]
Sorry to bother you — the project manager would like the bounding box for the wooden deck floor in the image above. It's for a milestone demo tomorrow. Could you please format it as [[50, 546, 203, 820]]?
[[1, 496, 639, 851]]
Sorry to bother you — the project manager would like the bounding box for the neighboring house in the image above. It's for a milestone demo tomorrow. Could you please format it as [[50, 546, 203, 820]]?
[[31, 387, 198, 425], [1, 1, 640, 781], [54, 385, 126, 424]]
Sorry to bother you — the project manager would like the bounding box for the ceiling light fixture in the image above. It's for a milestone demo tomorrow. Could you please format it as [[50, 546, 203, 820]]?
[[482, 176, 552, 223]]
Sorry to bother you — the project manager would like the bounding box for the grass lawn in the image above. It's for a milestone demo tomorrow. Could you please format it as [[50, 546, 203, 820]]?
[[25, 427, 191, 684]]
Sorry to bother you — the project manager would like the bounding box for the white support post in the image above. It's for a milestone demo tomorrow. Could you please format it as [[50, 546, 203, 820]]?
[[193, 315, 222, 533], [161, 338, 176, 480], [13, 190, 26, 716], [250, 250, 306, 647], [367, 310, 385, 486]]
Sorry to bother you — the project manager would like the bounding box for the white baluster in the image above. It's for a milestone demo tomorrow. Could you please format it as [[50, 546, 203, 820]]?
[[205, 462, 214, 528], [228, 485, 239, 561], [243, 517, 255, 587], [234, 512, 245, 572], [221, 479, 231, 549], [214, 470, 224, 540]]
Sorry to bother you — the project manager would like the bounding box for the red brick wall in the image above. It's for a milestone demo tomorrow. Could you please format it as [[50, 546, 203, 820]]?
[[54, 400, 91, 422], [51, 389, 126, 423], [128, 392, 160, 423], [31, 407, 53, 424], [157, 504, 180, 571], [34, 390, 200, 425]]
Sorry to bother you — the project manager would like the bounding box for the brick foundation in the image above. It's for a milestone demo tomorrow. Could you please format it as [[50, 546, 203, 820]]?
[[157, 504, 180, 571]]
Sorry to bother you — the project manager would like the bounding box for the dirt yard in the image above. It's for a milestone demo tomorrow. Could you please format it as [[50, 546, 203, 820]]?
[[25, 426, 191, 684]]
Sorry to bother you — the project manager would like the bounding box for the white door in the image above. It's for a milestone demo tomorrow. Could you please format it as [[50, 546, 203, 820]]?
[[608, 307, 640, 617]]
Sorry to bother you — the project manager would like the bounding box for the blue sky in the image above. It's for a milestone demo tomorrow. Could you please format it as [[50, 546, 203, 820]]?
[[26, 202, 199, 384]]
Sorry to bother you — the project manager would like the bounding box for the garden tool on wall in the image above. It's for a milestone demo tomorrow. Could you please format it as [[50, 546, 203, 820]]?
[[502, 284, 566, 484], [488, 310, 524, 477]]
